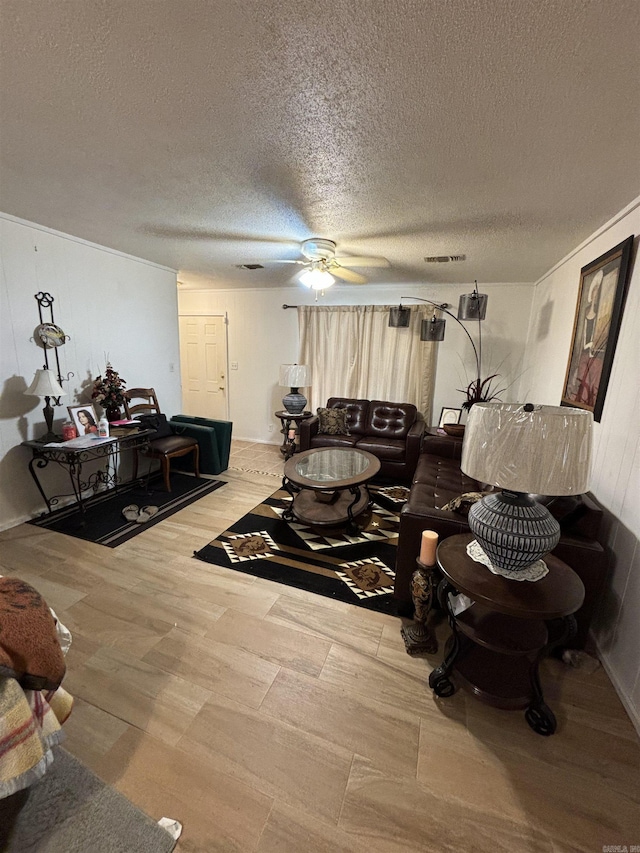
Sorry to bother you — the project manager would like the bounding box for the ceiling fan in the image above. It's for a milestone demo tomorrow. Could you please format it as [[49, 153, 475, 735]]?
[[257, 238, 390, 288]]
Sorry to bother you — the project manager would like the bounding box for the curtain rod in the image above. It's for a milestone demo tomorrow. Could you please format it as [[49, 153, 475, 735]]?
[[282, 303, 450, 309]]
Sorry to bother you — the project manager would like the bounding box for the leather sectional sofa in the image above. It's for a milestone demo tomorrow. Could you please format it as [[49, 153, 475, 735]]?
[[298, 397, 425, 484], [394, 432, 609, 649]]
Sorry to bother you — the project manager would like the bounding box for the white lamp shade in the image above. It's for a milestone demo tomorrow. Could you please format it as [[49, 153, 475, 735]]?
[[279, 364, 311, 388], [461, 403, 592, 495], [299, 269, 336, 290], [24, 368, 66, 398]]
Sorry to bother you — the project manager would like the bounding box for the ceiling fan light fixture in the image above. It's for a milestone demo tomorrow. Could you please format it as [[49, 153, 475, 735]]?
[[299, 268, 336, 290]]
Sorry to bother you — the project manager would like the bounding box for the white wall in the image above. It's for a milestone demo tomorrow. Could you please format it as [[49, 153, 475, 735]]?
[[0, 213, 181, 530], [522, 196, 640, 730], [178, 281, 534, 442]]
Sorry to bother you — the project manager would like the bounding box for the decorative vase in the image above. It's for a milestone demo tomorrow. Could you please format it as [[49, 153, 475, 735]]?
[[105, 407, 122, 423]]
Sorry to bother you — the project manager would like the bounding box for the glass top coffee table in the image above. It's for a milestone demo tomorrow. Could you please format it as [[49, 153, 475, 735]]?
[[282, 447, 381, 534]]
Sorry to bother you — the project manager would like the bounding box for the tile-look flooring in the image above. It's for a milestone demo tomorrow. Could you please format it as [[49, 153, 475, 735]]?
[[1, 439, 638, 852]]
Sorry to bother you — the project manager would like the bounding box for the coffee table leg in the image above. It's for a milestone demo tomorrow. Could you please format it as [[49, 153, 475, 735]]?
[[345, 486, 362, 535], [281, 476, 298, 521]]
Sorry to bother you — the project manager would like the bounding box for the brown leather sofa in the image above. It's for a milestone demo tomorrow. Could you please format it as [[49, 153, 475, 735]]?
[[394, 432, 609, 649], [298, 397, 425, 483]]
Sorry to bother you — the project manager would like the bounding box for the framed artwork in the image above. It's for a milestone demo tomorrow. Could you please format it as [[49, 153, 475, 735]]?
[[561, 235, 634, 422], [438, 407, 462, 428], [68, 404, 99, 436]]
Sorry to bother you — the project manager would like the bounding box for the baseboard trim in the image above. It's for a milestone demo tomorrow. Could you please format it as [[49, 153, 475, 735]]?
[[592, 634, 640, 737]]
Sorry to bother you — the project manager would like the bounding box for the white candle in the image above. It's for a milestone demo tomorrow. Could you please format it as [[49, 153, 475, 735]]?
[[419, 530, 438, 566], [288, 428, 296, 440]]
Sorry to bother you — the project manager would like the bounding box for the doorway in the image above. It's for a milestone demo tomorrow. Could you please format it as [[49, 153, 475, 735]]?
[[178, 314, 229, 420]]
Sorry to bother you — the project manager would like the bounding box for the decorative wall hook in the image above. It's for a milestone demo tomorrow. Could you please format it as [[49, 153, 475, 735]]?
[[33, 292, 74, 405]]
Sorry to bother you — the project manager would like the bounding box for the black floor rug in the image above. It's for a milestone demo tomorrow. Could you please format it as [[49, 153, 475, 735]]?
[[29, 473, 226, 547], [0, 746, 176, 852], [194, 485, 403, 614]]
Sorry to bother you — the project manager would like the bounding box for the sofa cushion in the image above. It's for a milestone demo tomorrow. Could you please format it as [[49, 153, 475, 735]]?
[[409, 455, 481, 510], [366, 401, 417, 439], [327, 398, 369, 434], [356, 436, 407, 462], [317, 406, 350, 435], [309, 433, 359, 449]]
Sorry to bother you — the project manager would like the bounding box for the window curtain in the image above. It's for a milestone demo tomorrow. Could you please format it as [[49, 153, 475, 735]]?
[[298, 304, 437, 422]]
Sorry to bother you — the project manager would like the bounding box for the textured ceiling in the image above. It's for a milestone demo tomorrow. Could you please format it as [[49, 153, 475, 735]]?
[[1, 0, 639, 290]]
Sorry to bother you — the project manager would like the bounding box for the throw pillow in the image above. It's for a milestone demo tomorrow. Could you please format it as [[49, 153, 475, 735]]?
[[317, 407, 350, 435]]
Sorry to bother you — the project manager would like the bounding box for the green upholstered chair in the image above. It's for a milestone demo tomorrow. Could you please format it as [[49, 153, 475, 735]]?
[[169, 415, 232, 475]]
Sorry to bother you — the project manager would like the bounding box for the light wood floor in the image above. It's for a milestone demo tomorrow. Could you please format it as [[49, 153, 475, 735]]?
[[1, 440, 638, 852]]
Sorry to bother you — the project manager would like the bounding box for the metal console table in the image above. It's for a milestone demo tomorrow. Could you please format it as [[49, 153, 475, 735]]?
[[22, 429, 154, 517]]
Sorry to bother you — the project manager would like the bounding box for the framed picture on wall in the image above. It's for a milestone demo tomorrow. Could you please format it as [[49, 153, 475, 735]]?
[[561, 235, 634, 422], [438, 407, 462, 428], [68, 404, 99, 436]]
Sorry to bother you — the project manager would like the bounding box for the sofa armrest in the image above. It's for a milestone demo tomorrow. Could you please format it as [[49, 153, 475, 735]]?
[[298, 416, 319, 451], [169, 419, 223, 474], [421, 433, 463, 460], [404, 420, 426, 478], [170, 415, 232, 470]]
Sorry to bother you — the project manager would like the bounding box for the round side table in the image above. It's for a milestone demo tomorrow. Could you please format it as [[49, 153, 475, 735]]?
[[274, 410, 312, 458], [428, 533, 585, 736]]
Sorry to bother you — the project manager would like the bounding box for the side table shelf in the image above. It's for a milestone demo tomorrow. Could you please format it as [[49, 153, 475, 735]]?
[[274, 410, 312, 459], [428, 533, 585, 736]]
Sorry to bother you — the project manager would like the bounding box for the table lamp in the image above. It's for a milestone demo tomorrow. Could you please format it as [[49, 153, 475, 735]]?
[[461, 402, 592, 572], [279, 364, 311, 414], [24, 368, 67, 441]]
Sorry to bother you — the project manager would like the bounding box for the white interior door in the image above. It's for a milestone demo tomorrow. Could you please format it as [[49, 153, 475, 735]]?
[[179, 315, 228, 419]]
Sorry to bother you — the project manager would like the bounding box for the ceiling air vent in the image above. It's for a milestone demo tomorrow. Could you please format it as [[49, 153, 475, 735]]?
[[236, 263, 265, 270], [424, 254, 466, 263]]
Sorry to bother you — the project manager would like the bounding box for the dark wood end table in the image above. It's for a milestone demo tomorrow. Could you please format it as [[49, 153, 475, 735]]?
[[274, 410, 312, 459], [428, 533, 585, 735]]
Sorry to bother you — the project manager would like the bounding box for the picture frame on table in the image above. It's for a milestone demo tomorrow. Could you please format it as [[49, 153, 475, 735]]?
[[561, 235, 634, 422], [438, 407, 462, 428], [67, 404, 99, 436]]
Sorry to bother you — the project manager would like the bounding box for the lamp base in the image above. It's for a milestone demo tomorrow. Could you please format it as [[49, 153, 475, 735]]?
[[38, 431, 62, 443], [467, 490, 560, 572], [282, 388, 307, 415]]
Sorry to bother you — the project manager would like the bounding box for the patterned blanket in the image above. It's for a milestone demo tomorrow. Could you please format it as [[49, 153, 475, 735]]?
[[0, 680, 73, 798], [0, 576, 74, 798]]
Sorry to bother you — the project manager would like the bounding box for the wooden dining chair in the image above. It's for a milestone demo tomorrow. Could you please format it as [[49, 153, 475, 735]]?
[[123, 387, 200, 491]]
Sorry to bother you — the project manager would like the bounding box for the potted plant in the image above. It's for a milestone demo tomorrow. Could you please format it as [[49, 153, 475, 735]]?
[[459, 373, 506, 412], [91, 362, 127, 421]]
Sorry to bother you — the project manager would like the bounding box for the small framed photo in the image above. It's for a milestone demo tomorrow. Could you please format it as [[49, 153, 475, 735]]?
[[68, 404, 100, 436], [438, 407, 462, 428]]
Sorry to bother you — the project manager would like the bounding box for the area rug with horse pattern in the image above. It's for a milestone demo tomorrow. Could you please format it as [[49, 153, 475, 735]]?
[[194, 485, 403, 613]]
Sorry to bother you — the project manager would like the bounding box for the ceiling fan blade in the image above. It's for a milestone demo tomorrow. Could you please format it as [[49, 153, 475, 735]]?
[[259, 259, 306, 265], [332, 266, 367, 284], [333, 255, 390, 268]]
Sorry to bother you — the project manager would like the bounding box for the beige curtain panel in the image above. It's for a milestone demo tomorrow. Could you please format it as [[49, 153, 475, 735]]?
[[298, 304, 437, 421]]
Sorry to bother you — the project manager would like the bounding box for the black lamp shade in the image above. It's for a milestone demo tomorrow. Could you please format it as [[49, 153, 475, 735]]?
[[420, 317, 446, 341], [458, 291, 488, 320], [389, 306, 411, 327]]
